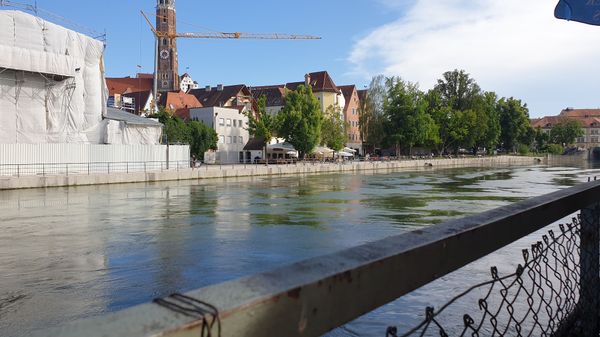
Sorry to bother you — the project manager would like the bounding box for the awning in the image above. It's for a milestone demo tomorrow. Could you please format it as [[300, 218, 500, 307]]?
[[336, 151, 354, 157], [267, 142, 296, 152]]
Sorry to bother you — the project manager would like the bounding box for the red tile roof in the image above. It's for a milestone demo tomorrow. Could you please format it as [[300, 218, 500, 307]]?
[[106, 77, 153, 96], [189, 85, 250, 108], [559, 109, 600, 118], [286, 71, 340, 93], [531, 116, 563, 128], [531, 115, 600, 128], [338, 85, 356, 103], [158, 91, 203, 120], [136, 73, 154, 79], [357, 89, 368, 102], [250, 86, 286, 107]]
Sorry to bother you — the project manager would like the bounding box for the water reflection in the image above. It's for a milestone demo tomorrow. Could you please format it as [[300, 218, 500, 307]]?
[[2, 164, 600, 336]]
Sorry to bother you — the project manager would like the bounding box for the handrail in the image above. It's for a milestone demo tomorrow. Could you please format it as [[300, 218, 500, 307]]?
[[36, 180, 600, 337]]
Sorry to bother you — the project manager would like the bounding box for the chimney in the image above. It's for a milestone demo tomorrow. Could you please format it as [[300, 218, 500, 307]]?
[[217, 84, 224, 91], [304, 73, 311, 87], [205, 85, 211, 91]]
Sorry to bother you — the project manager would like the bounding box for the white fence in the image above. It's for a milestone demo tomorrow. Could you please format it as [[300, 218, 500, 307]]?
[[0, 144, 190, 176]]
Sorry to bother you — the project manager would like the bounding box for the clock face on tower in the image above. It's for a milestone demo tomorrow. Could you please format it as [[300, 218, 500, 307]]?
[[160, 49, 169, 60]]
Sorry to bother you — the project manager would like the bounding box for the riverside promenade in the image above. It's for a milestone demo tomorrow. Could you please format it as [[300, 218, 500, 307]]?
[[0, 155, 544, 190]]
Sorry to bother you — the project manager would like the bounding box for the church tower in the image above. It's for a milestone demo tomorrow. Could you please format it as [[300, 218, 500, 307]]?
[[156, 0, 179, 92]]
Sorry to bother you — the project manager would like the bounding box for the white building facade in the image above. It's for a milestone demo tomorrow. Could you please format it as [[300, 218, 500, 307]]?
[[190, 107, 249, 164], [180, 73, 199, 93]]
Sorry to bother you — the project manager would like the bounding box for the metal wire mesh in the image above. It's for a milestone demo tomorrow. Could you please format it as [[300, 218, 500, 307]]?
[[387, 214, 593, 337]]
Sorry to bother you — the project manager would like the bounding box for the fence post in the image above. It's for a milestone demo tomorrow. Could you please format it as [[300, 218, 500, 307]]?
[[579, 203, 600, 336]]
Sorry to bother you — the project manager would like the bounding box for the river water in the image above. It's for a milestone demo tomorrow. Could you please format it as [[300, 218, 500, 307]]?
[[1, 163, 599, 336]]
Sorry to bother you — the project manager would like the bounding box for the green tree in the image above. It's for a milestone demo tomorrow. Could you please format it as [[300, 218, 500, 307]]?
[[246, 95, 278, 144], [358, 76, 387, 153], [188, 120, 218, 160], [534, 127, 549, 152], [150, 107, 217, 160], [321, 105, 347, 152], [384, 77, 438, 155], [497, 97, 531, 152], [433, 69, 481, 111], [549, 118, 584, 146], [428, 70, 485, 154], [276, 85, 323, 159], [471, 91, 501, 154]]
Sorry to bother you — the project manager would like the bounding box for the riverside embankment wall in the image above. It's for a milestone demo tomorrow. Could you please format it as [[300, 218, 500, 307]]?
[[0, 156, 544, 190]]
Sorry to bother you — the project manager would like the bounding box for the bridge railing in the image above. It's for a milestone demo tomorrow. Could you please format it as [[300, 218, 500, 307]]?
[[37, 180, 600, 337]]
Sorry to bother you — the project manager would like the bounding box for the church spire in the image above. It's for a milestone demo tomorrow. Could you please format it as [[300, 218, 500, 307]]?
[[156, 0, 179, 92]]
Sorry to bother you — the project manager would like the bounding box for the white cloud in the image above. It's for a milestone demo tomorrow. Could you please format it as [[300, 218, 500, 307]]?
[[349, 0, 600, 116]]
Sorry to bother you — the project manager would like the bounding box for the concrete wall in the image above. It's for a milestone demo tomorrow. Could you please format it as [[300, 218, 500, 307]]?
[[0, 156, 544, 190]]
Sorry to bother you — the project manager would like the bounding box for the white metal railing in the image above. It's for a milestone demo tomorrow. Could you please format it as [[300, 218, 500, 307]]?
[[0, 161, 192, 177]]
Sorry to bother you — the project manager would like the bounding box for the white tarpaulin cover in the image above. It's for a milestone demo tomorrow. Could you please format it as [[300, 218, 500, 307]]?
[[104, 108, 163, 145], [0, 10, 107, 144]]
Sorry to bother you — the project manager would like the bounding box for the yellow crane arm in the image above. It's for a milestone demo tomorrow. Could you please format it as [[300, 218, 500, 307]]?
[[176, 32, 321, 40], [141, 11, 320, 40], [141, 10, 159, 37]]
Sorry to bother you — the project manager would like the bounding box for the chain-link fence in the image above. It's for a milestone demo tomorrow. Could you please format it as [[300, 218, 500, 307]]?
[[387, 208, 600, 337]]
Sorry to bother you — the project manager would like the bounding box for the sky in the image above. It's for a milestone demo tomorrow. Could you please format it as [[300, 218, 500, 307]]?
[[13, 0, 600, 118]]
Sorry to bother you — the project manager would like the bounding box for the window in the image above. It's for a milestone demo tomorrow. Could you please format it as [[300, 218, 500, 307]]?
[[162, 38, 167, 46], [239, 120, 243, 127], [592, 137, 599, 143], [352, 108, 356, 115], [233, 136, 237, 144], [226, 119, 232, 126], [219, 135, 225, 144], [233, 120, 237, 127], [227, 136, 232, 144], [239, 136, 243, 144], [219, 118, 225, 126]]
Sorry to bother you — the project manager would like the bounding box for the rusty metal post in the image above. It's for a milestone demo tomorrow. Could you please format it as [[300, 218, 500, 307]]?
[[579, 203, 600, 336]]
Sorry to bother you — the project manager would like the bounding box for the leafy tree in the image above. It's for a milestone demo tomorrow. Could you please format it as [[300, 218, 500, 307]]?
[[188, 120, 218, 160], [150, 107, 217, 160], [384, 77, 438, 155], [471, 91, 501, 154], [321, 105, 347, 152], [533, 127, 549, 152], [497, 97, 531, 152], [246, 95, 278, 144], [358, 77, 387, 153], [545, 143, 564, 155], [549, 118, 584, 146], [276, 85, 323, 159], [433, 69, 481, 111], [429, 70, 486, 154]]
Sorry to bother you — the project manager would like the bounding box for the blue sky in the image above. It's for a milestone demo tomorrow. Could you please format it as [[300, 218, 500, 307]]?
[[31, 0, 393, 89], [15, 0, 600, 117]]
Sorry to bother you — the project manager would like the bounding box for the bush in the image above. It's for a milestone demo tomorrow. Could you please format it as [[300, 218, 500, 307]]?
[[517, 144, 530, 155], [545, 143, 564, 155]]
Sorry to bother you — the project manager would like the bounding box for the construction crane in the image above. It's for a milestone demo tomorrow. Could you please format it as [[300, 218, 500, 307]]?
[[140, 10, 321, 110]]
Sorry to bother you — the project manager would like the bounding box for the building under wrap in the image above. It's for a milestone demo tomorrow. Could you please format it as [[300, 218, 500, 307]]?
[[0, 10, 162, 145]]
